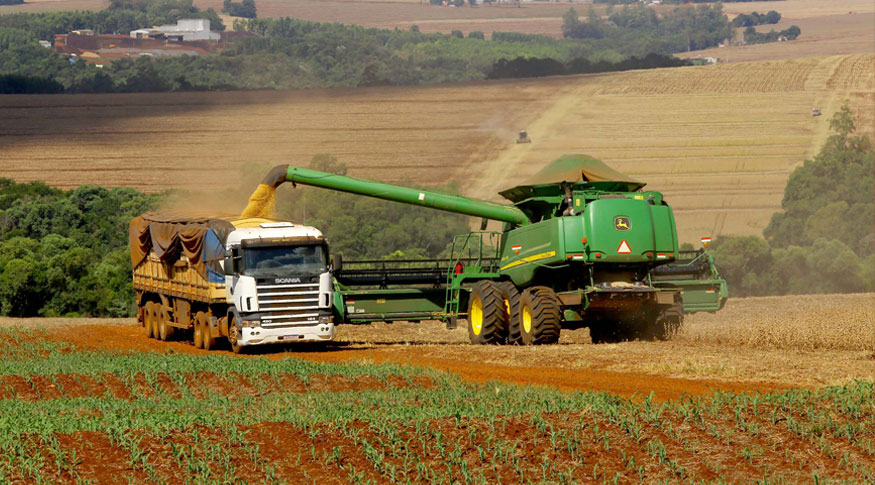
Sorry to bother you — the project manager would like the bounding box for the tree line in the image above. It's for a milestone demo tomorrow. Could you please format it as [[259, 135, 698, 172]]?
[[1, 2, 738, 94], [743, 25, 800, 44], [731, 10, 781, 27], [562, 4, 732, 52], [0, 181, 160, 317], [710, 105, 874, 296]]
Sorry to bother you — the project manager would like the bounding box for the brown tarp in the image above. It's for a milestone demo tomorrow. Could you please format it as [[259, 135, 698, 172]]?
[[129, 212, 236, 270], [523, 154, 644, 190]]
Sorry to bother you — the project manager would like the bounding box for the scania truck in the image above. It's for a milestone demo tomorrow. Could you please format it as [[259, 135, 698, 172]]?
[[129, 212, 334, 353]]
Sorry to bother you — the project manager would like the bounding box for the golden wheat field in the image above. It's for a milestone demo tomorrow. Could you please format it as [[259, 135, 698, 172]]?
[[1, 54, 873, 243]]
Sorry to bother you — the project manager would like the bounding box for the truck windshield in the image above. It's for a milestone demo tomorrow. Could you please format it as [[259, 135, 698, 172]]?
[[243, 245, 327, 277]]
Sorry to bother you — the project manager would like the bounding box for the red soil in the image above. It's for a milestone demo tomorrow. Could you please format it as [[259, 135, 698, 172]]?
[[42, 324, 784, 401]]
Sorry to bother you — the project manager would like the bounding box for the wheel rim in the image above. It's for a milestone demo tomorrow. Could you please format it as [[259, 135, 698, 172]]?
[[522, 305, 532, 334], [470, 296, 483, 336]]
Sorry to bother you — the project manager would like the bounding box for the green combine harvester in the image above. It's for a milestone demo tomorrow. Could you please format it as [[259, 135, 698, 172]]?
[[256, 155, 727, 344]]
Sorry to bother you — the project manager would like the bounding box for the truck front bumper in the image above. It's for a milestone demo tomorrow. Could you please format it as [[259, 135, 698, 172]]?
[[238, 323, 334, 346]]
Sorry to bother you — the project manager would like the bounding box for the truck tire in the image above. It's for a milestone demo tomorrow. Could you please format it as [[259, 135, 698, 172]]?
[[193, 312, 205, 349], [144, 302, 157, 339], [229, 317, 245, 355], [518, 287, 561, 345], [499, 281, 522, 345], [202, 316, 215, 351], [466, 280, 507, 345], [158, 306, 175, 341]]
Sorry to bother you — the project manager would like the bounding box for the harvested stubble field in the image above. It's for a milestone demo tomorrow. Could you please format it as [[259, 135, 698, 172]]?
[[2, 55, 872, 244], [0, 293, 874, 483]]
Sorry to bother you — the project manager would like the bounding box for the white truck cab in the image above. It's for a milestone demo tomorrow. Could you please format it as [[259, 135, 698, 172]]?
[[223, 221, 334, 349]]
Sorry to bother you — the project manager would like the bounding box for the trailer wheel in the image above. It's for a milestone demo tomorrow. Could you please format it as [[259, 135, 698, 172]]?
[[193, 312, 206, 349], [201, 316, 215, 351], [144, 302, 157, 339], [499, 282, 522, 345], [518, 287, 561, 345], [158, 306, 175, 341], [467, 281, 507, 345]]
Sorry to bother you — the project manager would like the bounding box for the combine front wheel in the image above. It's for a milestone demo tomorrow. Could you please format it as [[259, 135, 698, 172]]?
[[518, 287, 561, 345], [467, 281, 508, 345]]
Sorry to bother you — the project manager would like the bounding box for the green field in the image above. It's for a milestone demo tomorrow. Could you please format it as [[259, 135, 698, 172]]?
[[1, 327, 873, 483]]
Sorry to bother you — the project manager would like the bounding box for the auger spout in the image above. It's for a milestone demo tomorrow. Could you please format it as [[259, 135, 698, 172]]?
[[243, 164, 531, 225]]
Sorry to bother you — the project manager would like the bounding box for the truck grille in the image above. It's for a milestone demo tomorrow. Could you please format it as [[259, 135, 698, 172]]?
[[256, 282, 321, 327]]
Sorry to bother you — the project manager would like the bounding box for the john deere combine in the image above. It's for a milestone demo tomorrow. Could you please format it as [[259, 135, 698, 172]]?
[[250, 155, 727, 344]]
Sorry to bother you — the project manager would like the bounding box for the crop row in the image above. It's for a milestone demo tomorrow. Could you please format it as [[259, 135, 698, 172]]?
[[0, 380, 871, 483]]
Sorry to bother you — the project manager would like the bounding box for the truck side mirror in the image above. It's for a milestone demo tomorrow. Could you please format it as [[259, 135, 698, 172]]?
[[331, 253, 342, 272], [223, 250, 234, 276]]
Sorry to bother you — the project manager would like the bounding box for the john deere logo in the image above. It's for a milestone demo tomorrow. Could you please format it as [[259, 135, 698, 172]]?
[[614, 216, 631, 231]]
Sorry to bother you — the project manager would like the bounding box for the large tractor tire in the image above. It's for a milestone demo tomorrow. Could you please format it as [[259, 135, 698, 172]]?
[[466, 280, 508, 345], [499, 282, 522, 345], [518, 287, 561, 345]]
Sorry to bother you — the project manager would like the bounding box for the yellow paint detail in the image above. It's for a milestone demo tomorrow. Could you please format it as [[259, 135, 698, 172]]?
[[500, 250, 557, 271], [575, 198, 580, 206], [470, 296, 483, 336], [522, 305, 532, 334], [634, 195, 644, 200]]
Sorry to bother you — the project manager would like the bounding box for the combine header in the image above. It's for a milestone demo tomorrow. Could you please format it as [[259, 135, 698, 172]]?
[[248, 155, 727, 344]]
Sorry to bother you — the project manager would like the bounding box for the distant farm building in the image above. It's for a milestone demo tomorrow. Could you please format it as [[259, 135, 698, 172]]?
[[130, 19, 220, 42]]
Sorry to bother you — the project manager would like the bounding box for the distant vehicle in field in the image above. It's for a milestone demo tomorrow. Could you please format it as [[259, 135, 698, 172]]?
[[130, 213, 335, 353], [812, 108, 821, 116], [517, 130, 531, 143]]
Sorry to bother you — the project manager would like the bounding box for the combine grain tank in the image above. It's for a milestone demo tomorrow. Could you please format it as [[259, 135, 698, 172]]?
[[130, 213, 334, 353]]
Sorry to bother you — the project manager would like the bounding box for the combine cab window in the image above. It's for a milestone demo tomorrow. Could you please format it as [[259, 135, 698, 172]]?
[[243, 245, 327, 277]]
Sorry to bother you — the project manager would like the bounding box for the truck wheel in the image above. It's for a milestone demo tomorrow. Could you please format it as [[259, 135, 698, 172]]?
[[158, 306, 175, 341], [193, 312, 205, 349], [229, 321, 245, 355], [518, 287, 561, 345], [145, 302, 157, 339], [466, 280, 507, 345], [499, 282, 522, 345], [202, 317, 215, 351]]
